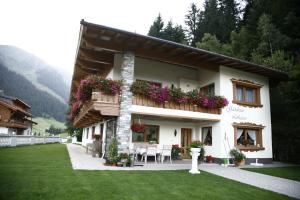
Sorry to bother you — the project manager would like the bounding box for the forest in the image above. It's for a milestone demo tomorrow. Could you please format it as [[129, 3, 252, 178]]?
[[0, 63, 67, 122], [148, 0, 300, 163]]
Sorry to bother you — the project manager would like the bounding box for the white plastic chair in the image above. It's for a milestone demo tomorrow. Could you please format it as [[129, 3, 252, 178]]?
[[145, 146, 157, 163], [161, 145, 172, 164]]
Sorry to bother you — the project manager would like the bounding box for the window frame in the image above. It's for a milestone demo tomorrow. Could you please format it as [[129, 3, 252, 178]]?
[[233, 123, 265, 151], [231, 79, 263, 107], [132, 124, 160, 143], [200, 83, 215, 96], [202, 126, 212, 146], [136, 79, 162, 88]]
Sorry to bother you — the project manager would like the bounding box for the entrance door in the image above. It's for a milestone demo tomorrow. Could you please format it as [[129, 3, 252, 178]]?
[[181, 128, 192, 158]]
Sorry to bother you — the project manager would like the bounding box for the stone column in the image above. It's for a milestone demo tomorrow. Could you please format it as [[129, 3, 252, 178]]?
[[117, 52, 135, 152]]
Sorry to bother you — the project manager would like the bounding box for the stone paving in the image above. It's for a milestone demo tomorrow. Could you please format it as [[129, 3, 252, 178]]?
[[67, 143, 300, 199]]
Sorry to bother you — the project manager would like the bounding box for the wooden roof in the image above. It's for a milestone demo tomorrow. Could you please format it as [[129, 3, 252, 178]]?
[[0, 100, 32, 117], [70, 20, 288, 100]]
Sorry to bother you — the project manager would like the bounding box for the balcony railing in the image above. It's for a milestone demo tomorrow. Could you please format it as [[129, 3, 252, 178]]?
[[74, 91, 120, 127], [132, 95, 221, 114]]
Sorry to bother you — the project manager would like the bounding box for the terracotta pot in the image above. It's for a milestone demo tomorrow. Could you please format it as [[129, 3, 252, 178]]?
[[235, 159, 245, 167]]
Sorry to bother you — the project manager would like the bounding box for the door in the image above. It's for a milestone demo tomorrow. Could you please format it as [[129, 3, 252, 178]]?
[[181, 128, 192, 158]]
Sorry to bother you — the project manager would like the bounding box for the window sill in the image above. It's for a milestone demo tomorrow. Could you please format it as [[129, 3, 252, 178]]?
[[236, 145, 265, 152], [232, 100, 263, 108]]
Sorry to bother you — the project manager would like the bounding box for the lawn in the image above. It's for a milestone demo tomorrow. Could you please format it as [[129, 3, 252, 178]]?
[[243, 166, 300, 182], [0, 144, 293, 200]]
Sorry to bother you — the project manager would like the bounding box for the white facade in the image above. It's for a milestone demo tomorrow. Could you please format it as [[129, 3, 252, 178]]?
[[82, 55, 274, 162]]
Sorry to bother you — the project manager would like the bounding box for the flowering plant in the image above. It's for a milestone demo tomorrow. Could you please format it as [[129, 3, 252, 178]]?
[[205, 155, 214, 163], [76, 75, 122, 102], [131, 123, 148, 133], [68, 101, 82, 121], [130, 81, 228, 109]]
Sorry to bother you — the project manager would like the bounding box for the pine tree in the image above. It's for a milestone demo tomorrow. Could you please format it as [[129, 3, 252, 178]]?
[[185, 3, 201, 46], [148, 13, 164, 38], [162, 21, 186, 44], [218, 0, 240, 43], [199, 0, 221, 40]]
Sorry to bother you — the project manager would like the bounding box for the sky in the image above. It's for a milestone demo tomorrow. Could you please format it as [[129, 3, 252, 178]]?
[[0, 0, 202, 75]]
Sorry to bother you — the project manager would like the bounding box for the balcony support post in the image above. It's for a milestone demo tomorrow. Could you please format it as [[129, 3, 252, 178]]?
[[116, 52, 135, 153]]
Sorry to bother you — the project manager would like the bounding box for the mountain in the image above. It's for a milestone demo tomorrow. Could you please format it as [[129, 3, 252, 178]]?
[[0, 45, 71, 122]]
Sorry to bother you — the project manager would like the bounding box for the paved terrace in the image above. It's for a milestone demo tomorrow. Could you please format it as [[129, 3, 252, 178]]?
[[67, 143, 300, 199]]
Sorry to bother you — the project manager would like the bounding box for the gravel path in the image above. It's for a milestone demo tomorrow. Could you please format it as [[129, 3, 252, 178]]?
[[67, 143, 300, 198]]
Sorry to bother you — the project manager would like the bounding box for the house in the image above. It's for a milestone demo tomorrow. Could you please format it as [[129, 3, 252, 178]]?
[[69, 20, 287, 164], [0, 91, 37, 135]]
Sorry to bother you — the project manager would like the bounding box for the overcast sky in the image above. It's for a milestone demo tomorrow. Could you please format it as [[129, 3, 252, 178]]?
[[0, 0, 203, 75]]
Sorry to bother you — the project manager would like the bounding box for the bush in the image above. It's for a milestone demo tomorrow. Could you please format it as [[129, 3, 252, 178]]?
[[108, 137, 119, 164], [230, 149, 246, 162]]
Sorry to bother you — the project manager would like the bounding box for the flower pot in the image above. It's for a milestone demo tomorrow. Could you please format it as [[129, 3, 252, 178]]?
[[235, 159, 245, 167]]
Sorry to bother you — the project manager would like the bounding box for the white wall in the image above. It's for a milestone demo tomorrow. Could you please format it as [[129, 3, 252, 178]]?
[[113, 54, 199, 88], [0, 127, 8, 134], [219, 66, 272, 159], [198, 67, 220, 95], [129, 118, 199, 149]]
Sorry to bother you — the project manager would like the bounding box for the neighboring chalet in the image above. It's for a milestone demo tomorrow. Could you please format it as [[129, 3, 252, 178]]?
[[0, 91, 37, 135], [69, 20, 287, 163]]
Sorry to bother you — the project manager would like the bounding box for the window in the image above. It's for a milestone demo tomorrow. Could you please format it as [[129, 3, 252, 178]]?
[[233, 123, 265, 151], [92, 126, 95, 139], [136, 79, 162, 88], [132, 125, 159, 143], [232, 79, 262, 107], [200, 83, 215, 96], [86, 128, 89, 139], [202, 127, 212, 146]]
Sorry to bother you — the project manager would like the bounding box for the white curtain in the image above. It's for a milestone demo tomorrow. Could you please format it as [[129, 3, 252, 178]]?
[[246, 89, 255, 102], [247, 130, 256, 145], [236, 87, 243, 101], [202, 128, 208, 142], [237, 129, 243, 139]]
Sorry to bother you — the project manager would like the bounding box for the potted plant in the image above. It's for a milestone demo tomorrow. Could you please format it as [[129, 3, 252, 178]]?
[[187, 140, 204, 156], [230, 149, 246, 166], [107, 137, 119, 166], [205, 155, 214, 163], [131, 122, 147, 133]]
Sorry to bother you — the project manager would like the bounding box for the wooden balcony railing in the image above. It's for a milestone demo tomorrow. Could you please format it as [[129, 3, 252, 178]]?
[[132, 95, 221, 114], [74, 91, 120, 127]]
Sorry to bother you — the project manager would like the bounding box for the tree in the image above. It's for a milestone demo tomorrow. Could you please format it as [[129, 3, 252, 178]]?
[[148, 13, 164, 38], [196, 33, 222, 53], [162, 20, 186, 44], [199, 0, 221, 41], [218, 0, 240, 42], [185, 3, 201, 46]]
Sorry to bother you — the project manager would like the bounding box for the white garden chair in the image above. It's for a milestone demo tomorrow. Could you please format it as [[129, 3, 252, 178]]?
[[161, 145, 172, 164], [145, 146, 157, 163]]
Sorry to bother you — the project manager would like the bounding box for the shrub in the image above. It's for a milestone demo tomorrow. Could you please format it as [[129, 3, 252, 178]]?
[[230, 149, 246, 162], [108, 137, 119, 164]]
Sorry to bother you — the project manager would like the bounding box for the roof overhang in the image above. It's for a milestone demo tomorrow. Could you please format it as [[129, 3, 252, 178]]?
[[69, 20, 289, 101]]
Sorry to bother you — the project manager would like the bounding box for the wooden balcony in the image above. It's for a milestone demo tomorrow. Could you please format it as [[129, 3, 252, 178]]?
[[74, 91, 120, 128], [132, 96, 221, 115]]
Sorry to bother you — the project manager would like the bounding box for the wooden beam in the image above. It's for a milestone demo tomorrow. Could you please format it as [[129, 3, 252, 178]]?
[[79, 47, 114, 64]]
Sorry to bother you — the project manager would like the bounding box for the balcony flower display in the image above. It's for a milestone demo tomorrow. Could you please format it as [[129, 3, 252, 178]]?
[[69, 101, 81, 121], [130, 81, 228, 109], [131, 122, 148, 133], [76, 75, 122, 102]]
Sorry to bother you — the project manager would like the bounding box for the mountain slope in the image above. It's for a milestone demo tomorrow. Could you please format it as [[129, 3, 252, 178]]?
[[0, 63, 67, 121], [0, 45, 71, 122], [0, 45, 70, 103]]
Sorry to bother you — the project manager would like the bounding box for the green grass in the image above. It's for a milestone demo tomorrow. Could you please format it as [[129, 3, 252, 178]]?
[[0, 144, 293, 200], [32, 117, 66, 136], [243, 166, 300, 182]]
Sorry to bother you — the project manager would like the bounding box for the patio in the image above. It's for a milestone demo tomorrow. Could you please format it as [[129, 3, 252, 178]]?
[[67, 143, 195, 170]]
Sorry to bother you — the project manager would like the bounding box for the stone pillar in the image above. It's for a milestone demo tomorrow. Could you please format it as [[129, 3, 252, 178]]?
[[117, 52, 135, 152]]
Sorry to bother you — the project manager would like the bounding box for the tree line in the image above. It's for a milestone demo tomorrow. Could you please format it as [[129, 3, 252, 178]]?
[[148, 0, 300, 163]]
